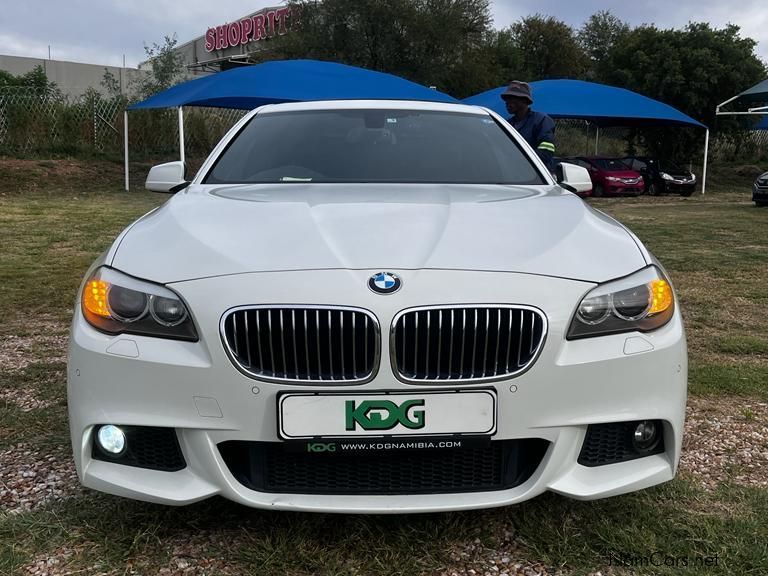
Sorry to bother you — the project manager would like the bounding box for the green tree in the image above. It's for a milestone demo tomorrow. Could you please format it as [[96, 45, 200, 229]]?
[[134, 34, 185, 99], [506, 15, 588, 80], [481, 28, 523, 83], [605, 23, 766, 125], [579, 10, 629, 80], [271, 0, 495, 96], [601, 22, 766, 159], [0, 65, 59, 96], [101, 68, 122, 99], [408, 0, 494, 96]]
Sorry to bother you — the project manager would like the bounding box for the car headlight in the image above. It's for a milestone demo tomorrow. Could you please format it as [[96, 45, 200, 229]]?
[[690, 173, 696, 181], [660, 172, 673, 181], [605, 176, 621, 182], [81, 267, 197, 341], [568, 266, 674, 339]]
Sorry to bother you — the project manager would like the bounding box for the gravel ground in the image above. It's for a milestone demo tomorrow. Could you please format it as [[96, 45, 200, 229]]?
[[23, 545, 113, 576], [436, 532, 573, 576], [22, 532, 239, 576], [0, 444, 81, 514], [5, 395, 765, 575], [0, 387, 55, 412], [0, 319, 68, 373], [680, 397, 768, 490]]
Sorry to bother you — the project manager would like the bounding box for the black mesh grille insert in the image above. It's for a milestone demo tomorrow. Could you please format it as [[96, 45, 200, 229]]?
[[92, 425, 186, 471], [219, 439, 549, 495], [392, 306, 546, 382], [223, 307, 379, 383], [578, 421, 664, 467]]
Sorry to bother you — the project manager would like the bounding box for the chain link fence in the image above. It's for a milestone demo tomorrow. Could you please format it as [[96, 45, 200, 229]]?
[[0, 88, 124, 155], [554, 118, 768, 164], [0, 88, 246, 161], [1, 87, 766, 167]]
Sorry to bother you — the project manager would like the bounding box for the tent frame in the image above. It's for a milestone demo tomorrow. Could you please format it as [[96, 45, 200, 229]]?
[[124, 106, 186, 191], [708, 90, 768, 196], [588, 123, 708, 195]]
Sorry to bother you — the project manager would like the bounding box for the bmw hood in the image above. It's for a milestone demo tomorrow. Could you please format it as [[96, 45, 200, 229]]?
[[110, 183, 648, 283]]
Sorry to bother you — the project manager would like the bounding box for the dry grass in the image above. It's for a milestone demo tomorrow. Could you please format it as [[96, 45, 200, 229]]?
[[1, 159, 767, 576]]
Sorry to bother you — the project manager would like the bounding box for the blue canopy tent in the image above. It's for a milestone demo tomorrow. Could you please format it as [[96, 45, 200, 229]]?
[[464, 80, 709, 192], [123, 59, 457, 189]]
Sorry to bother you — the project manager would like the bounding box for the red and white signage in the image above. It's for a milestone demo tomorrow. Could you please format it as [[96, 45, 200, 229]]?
[[205, 7, 292, 52]]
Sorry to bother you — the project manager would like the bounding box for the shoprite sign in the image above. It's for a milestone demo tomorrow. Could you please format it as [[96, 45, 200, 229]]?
[[205, 7, 292, 52]]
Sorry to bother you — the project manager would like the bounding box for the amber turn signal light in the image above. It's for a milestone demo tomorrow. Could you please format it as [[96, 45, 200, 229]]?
[[83, 279, 111, 318]]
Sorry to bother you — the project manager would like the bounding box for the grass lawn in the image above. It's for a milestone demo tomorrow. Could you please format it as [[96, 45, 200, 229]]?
[[0, 159, 766, 575]]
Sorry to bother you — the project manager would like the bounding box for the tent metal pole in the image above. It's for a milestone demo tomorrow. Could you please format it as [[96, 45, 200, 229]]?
[[701, 129, 709, 195], [595, 127, 599, 155], [716, 111, 766, 116], [124, 110, 129, 191], [178, 106, 185, 165], [715, 93, 741, 113], [585, 122, 590, 154]]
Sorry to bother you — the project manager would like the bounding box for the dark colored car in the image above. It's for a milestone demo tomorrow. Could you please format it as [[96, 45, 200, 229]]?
[[567, 157, 644, 197], [754, 171, 768, 206], [623, 157, 696, 196]]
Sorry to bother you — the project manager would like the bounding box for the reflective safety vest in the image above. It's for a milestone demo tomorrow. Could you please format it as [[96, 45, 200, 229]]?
[[509, 109, 556, 172]]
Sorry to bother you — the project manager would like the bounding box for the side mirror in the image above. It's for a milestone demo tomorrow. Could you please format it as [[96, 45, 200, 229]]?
[[145, 161, 189, 193], [558, 162, 593, 193]]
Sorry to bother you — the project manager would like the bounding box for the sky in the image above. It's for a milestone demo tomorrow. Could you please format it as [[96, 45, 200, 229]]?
[[0, 0, 766, 68]]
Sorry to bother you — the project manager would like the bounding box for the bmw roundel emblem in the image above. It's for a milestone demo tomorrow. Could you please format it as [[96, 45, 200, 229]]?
[[368, 272, 402, 295]]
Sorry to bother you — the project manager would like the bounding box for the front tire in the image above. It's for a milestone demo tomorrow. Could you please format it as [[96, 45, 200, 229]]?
[[593, 183, 604, 197], [756, 200, 768, 207], [680, 189, 694, 197]]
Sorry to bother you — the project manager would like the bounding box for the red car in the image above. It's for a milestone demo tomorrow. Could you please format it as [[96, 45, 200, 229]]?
[[567, 157, 644, 197]]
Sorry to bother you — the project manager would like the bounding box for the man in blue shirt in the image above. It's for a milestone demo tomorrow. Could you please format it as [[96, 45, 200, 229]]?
[[501, 81, 556, 172]]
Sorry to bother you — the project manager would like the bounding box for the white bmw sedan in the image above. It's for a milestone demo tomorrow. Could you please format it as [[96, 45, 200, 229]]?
[[68, 100, 687, 513]]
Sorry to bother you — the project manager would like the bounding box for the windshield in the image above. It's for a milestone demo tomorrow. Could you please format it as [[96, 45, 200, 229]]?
[[591, 158, 632, 172], [204, 109, 546, 185]]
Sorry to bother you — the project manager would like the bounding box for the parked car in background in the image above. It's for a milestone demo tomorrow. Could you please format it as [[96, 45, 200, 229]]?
[[623, 156, 696, 196], [554, 158, 591, 197], [567, 157, 644, 197], [754, 171, 768, 206]]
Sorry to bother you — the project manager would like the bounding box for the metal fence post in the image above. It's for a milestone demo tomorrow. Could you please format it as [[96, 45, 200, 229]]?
[[124, 110, 130, 191]]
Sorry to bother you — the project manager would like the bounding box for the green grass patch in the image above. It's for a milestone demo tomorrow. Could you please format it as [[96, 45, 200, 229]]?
[[0, 187, 162, 325], [1, 159, 768, 575], [0, 362, 69, 450], [506, 481, 768, 575], [688, 362, 768, 399], [1, 479, 766, 575], [716, 335, 768, 356]]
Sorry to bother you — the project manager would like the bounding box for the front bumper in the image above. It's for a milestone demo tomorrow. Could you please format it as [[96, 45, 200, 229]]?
[[753, 182, 768, 202], [661, 180, 696, 194], [605, 182, 644, 195], [68, 269, 687, 513]]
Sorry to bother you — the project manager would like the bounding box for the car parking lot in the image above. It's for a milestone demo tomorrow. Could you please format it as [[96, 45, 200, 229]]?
[[0, 159, 766, 575]]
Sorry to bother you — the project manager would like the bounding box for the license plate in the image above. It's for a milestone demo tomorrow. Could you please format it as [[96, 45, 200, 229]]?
[[278, 389, 497, 440]]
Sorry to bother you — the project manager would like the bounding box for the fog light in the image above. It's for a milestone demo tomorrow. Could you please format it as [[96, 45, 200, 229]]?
[[632, 420, 659, 452], [97, 425, 126, 455]]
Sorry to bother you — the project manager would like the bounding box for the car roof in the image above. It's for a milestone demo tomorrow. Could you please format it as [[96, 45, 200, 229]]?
[[255, 99, 489, 115]]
